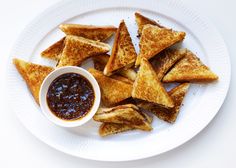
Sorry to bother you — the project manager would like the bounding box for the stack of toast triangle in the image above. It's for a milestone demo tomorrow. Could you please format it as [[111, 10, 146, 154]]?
[[138, 83, 190, 123], [93, 104, 152, 136], [135, 12, 164, 36], [132, 58, 174, 108], [41, 24, 117, 61], [163, 49, 218, 82], [135, 24, 186, 66], [57, 35, 110, 67], [13, 12, 219, 137], [103, 20, 137, 76], [88, 68, 133, 107], [93, 54, 137, 81], [99, 110, 152, 137], [13, 58, 54, 104]]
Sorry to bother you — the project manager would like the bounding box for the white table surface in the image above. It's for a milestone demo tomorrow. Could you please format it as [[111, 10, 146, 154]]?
[[0, 0, 235, 167]]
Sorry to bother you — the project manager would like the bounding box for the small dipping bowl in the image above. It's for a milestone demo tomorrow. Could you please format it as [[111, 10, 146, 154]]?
[[39, 66, 101, 127]]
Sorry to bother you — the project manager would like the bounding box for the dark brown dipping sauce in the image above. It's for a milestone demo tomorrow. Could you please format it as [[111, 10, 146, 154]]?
[[47, 73, 95, 120]]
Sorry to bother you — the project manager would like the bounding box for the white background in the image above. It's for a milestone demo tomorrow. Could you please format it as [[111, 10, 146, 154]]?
[[0, 0, 235, 167]]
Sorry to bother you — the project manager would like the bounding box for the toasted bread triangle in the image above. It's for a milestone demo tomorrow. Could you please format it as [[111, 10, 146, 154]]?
[[132, 58, 174, 108], [41, 37, 65, 61], [135, 12, 164, 36], [60, 24, 117, 41], [152, 48, 187, 80], [103, 20, 137, 76], [99, 123, 134, 137], [99, 111, 153, 136], [135, 24, 186, 66], [57, 35, 110, 67], [13, 58, 54, 104], [137, 83, 190, 123], [88, 68, 133, 106], [94, 104, 152, 131], [163, 50, 218, 82]]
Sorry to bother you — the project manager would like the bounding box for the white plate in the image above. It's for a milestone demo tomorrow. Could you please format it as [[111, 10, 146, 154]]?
[[6, 0, 231, 161]]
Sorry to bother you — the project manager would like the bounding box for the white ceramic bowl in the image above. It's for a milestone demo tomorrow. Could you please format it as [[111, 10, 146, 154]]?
[[39, 66, 101, 127]]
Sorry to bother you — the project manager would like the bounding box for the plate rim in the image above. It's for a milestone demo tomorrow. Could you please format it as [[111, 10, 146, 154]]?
[[6, 0, 231, 161]]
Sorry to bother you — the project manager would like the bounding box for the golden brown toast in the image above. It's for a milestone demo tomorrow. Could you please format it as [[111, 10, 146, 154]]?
[[88, 68, 133, 106], [13, 58, 54, 104], [135, 12, 164, 36], [132, 58, 174, 108], [135, 24, 186, 66], [99, 123, 134, 137], [162, 50, 218, 82], [41, 37, 65, 61], [99, 112, 153, 137], [57, 35, 110, 67], [103, 20, 137, 76], [41, 24, 116, 61], [93, 54, 137, 81], [94, 104, 152, 131], [137, 83, 190, 123], [152, 48, 187, 80], [59, 24, 117, 41]]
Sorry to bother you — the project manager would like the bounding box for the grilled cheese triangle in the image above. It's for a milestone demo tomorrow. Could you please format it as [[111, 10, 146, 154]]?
[[59, 24, 117, 42], [138, 83, 190, 123], [57, 35, 110, 67], [163, 50, 218, 82], [135, 12, 164, 36], [88, 68, 133, 106], [103, 20, 137, 76], [152, 48, 187, 80], [135, 24, 186, 66], [132, 58, 174, 108], [41, 37, 65, 61], [94, 104, 152, 131], [13, 58, 54, 104], [99, 123, 134, 137]]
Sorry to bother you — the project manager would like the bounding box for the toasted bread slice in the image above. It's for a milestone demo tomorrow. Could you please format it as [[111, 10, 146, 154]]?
[[138, 83, 190, 123], [163, 50, 218, 82], [135, 12, 164, 36], [99, 123, 134, 137], [88, 68, 133, 106], [99, 112, 153, 137], [13, 58, 54, 104], [94, 104, 152, 131], [57, 35, 110, 67], [152, 48, 187, 80], [93, 54, 137, 81], [103, 20, 137, 76], [41, 37, 65, 61], [135, 24, 186, 66], [59, 24, 117, 42], [132, 58, 174, 108]]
